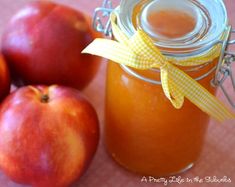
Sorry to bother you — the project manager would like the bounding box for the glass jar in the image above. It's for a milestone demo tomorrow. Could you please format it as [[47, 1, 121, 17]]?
[[100, 0, 231, 176]]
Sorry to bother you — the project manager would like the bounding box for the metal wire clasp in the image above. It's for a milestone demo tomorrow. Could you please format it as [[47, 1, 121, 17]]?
[[213, 26, 235, 108], [93, 0, 114, 37]]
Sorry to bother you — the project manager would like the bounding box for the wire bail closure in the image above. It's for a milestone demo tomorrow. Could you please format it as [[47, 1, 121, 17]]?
[[213, 27, 235, 108], [93, 0, 113, 37], [92, 0, 235, 108]]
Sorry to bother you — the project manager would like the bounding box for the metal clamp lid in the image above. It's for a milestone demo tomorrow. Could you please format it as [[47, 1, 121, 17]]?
[[213, 27, 235, 108], [93, 0, 113, 37], [92, 0, 235, 108]]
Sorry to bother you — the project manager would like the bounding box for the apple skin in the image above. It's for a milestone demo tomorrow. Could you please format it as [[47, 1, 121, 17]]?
[[0, 55, 10, 100], [0, 85, 99, 187], [1, 1, 100, 90]]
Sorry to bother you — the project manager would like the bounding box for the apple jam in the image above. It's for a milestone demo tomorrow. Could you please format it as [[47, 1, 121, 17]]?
[[104, 0, 228, 176]]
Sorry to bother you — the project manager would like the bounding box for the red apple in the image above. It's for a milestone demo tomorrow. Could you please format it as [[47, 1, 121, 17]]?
[[1, 1, 100, 90], [0, 55, 10, 100], [0, 85, 99, 187]]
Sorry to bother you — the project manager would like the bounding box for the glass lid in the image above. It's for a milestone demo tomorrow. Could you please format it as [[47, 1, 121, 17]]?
[[117, 0, 228, 57]]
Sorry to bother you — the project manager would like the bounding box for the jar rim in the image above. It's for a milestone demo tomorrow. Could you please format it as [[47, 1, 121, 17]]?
[[118, 0, 228, 58]]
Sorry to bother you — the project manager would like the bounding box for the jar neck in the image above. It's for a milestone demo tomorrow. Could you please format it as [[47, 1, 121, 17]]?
[[118, 0, 228, 58]]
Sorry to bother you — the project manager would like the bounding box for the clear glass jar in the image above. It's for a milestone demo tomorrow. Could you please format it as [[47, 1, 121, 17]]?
[[104, 0, 228, 176]]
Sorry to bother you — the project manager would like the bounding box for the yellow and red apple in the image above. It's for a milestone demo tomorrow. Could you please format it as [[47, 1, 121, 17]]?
[[0, 85, 99, 187], [1, 1, 100, 90]]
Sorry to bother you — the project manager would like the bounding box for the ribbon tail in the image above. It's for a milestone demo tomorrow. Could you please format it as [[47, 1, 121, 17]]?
[[82, 38, 152, 69], [167, 63, 235, 122], [160, 65, 184, 109]]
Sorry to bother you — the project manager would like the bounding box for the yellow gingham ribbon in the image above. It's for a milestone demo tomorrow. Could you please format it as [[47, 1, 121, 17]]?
[[82, 13, 235, 122]]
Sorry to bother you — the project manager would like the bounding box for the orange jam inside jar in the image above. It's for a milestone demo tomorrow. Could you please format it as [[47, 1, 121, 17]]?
[[104, 0, 228, 176]]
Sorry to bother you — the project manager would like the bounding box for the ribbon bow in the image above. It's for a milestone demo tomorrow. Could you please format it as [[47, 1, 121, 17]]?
[[82, 13, 234, 122]]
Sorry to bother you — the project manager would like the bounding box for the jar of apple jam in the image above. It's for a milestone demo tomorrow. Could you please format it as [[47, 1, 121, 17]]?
[[93, 0, 234, 176]]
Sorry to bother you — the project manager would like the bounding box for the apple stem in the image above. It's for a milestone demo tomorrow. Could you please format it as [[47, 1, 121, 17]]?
[[41, 95, 49, 103]]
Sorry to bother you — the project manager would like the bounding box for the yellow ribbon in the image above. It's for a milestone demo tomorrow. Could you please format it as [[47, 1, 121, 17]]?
[[82, 13, 235, 122]]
